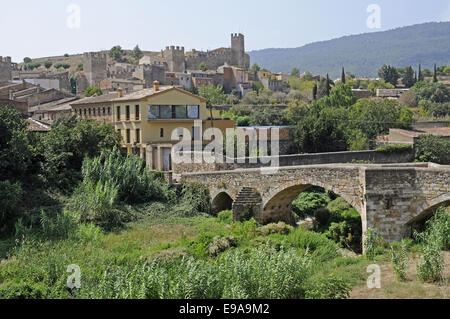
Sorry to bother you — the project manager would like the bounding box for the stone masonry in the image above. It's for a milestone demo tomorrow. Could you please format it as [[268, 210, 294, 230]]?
[[181, 163, 450, 243]]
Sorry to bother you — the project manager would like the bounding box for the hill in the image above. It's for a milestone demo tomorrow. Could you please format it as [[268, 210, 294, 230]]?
[[248, 22, 450, 78]]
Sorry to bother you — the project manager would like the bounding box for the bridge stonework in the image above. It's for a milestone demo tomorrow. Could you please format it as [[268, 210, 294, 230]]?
[[181, 163, 449, 243]]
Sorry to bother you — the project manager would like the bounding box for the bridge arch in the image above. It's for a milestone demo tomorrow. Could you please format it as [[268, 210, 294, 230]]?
[[406, 194, 450, 228], [211, 191, 234, 215]]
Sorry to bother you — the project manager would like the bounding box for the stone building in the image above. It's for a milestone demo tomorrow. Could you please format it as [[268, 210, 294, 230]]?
[[157, 33, 250, 73], [83, 52, 107, 87], [0, 56, 16, 82]]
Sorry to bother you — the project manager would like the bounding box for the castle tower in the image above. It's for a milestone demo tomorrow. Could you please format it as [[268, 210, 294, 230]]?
[[231, 33, 247, 69], [83, 52, 107, 87], [0, 56, 13, 82], [163, 46, 185, 73]]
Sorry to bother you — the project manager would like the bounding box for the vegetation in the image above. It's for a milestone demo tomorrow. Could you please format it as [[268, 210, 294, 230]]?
[[415, 135, 450, 165], [109, 45, 124, 62], [84, 86, 103, 97]]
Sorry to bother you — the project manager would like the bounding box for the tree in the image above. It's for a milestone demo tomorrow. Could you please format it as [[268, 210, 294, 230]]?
[[326, 74, 330, 97], [249, 63, 261, 73], [109, 45, 124, 62], [44, 61, 53, 70], [198, 85, 227, 106], [418, 64, 424, 82], [251, 81, 264, 93], [199, 62, 208, 71], [378, 65, 399, 87], [291, 68, 300, 77], [84, 86, 103, 97], [412, 82, 450, 103], [132, 45, 144, 62], [341, 67, 346, 84], [403, 66, 416, 88], [23, 57, 32, 63], [415, 135, 449, 165], [250, 107, 288, 126], [62, 63, 71, 70], [322, 83, 356, 108], [76, 63, 84, 72], [433, 64, 438, 83], [312, 83, 318, 100], [39, 116, 122, 191], [398, 90, 418, 108]]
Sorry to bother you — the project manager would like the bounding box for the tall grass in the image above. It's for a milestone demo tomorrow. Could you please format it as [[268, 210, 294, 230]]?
[[78, 248, 312, 299]]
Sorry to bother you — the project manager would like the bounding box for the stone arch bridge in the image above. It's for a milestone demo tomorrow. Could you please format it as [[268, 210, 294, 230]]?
[[181, 163, 450, 242]]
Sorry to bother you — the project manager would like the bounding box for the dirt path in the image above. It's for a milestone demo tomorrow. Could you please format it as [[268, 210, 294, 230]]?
[[350, 251, 449, 299]]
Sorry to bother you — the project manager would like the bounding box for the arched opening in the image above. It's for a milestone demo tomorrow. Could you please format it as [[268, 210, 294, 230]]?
[[212, 192, 233, 215], [407, 200, 450, 235], [263, 185, 363, 253]]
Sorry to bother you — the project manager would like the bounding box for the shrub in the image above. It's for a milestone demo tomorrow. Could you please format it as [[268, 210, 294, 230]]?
[[375, 144, 413, 153], [0, 181, 23, 234], [81, 147, 169, 204], [257, 222, 293, 236], [364, 228, 378, 260], [285, 227, 338, 262], [304, 275, 351, 299], [176, 182, 211, 215], [390, 242, 408, 281], [292, 191, 330, 219], [67, 181, 122, 231], [415, 135, 450, 165], [217, 210, 232, 224], [208, 236, 237, 257]]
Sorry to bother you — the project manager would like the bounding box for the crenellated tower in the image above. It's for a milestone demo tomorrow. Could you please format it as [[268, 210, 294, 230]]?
[[231, 33, 248, 70], [163, 46, 185, 73], [83, 52, 107, 87]]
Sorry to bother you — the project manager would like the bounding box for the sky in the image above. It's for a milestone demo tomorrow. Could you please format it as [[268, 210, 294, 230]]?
[[1, 0, 449, 62]]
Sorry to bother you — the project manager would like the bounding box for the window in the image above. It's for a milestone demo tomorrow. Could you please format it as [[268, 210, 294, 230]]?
[[135, 129, 140, 143], [126, 105, 130, 120], [126, 129, 131, 144], [116, 106, 121, 120], [187, 105, 199, 119], [175, 105, 187, 119], [84, 109, 87, 116], [103, 107, 106, 115], [93, 108, 96, 116], [108, 107, 111, 115], [160, 105, 172, 119], [79, 109, 82, 116], [135, 105, 140, 120], [148, 105, 159, 119], [160, 128, 164, 138], [88, 108, 91, 116]]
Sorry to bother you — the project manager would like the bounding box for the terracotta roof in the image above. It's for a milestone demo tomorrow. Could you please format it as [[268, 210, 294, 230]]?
[[112, 86, 208, 103], [390, 128, 450, 138], [70, 93, 119, 106]]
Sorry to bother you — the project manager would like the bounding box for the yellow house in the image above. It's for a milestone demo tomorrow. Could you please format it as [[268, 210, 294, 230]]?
[[112, 82, 235, 171]]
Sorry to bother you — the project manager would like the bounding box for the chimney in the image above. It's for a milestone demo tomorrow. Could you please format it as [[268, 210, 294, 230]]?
[[153, 81, 160, 91], [117, 88, 123, 98]]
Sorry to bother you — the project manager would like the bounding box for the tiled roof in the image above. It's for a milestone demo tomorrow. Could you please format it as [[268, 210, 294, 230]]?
[[70, 93, 119, 105], [27, 118, 51, 132]]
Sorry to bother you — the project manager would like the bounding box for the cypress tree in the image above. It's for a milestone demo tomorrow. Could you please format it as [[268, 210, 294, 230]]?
[[326, 73, 330, 97], [341, 67, 346, 84], [418, 64, 424, 82], [433, 64, 438, 83], [312, 83, 318, 100]]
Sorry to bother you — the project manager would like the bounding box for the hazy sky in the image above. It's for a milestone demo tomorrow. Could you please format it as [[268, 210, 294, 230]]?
[[1, 0, 449, 61]]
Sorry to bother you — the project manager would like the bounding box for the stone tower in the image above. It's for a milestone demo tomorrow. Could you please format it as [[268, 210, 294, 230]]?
[[231, 33, 247, 70], [0, 56, 12, 82], [163, 46, 185, 73], [83, 52, 107, 87]]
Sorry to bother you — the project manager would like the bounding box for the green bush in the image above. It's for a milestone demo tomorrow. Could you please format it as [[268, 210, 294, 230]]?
[[67, 181, 122, 231], [0, 181, 23, 234], [390, 242, 408, 281], [292, 191, 330, 219], [217, 210, 232, 224], [258, 222, 293, 236], [208, 236, 237, 257], [415, 135, 450, 165], [304, 275, 351, 299], [375, 144, 413, 153], [364, 228, 378, 260], [81, 147, 169, 204], [285, 227, 338, 262]]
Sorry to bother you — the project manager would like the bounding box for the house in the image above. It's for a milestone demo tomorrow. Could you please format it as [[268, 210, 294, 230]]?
[[72, 81, 235, 171]]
